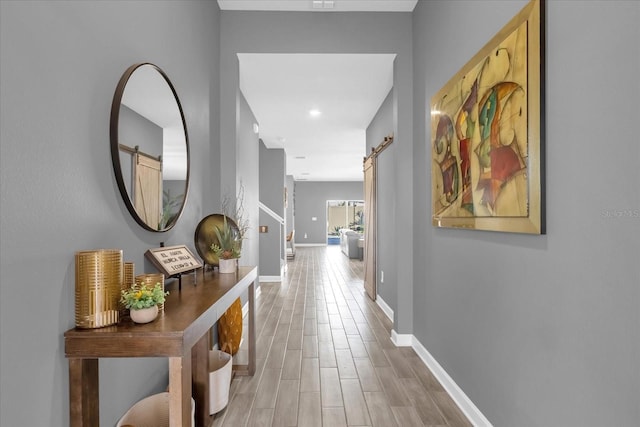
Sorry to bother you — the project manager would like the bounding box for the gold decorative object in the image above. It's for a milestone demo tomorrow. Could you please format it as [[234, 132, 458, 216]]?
[[121, 262, 135, 318], [75, 249, 122, 328], [135, 273, 165, 312], [194, 214, 240, 267], [217, 298, 243, 355]]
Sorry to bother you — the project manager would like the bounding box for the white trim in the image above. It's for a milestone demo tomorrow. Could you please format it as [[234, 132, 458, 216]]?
[[390, 330, 412, 347], [375, 294, 394, 322], [258, 201, 284, 224], [258, 260, 287, 283], [411, 336, 493, 427], [294, 243, 327, 247]]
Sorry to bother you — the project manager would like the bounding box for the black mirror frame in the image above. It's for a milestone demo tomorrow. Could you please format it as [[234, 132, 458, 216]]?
[[109, 63, 190, 232]]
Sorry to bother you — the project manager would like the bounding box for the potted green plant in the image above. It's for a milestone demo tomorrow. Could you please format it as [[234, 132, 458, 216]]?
[[210, 215, 241, 273], [120, 282, 168, 323]]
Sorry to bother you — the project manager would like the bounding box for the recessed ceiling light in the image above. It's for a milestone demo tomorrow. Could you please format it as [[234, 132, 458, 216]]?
[[309, 109, 322, 117], [294, 156, 306, 160]]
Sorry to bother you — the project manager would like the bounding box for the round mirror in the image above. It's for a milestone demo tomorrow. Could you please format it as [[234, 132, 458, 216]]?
[[110, 63, 190, 232]]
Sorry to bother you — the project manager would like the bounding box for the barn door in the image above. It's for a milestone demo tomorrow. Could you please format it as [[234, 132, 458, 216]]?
[[363, 155, 376, 301], [133, 153, 162, 229]]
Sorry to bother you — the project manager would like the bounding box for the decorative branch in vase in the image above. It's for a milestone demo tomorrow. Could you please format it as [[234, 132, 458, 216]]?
[[221, 181, 250, 244], [212, 181, 250, 273]]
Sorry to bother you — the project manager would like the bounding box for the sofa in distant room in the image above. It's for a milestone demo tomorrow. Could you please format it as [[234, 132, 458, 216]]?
[[339, 229, 363, 259]]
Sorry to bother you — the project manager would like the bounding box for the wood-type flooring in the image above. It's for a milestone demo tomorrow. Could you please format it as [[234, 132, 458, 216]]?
[[211, 246, 472, 427]]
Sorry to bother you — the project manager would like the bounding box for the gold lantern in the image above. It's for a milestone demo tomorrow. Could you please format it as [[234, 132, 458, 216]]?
[[135, 273, 165, 312], [121, 261, 135, 318], [75, 249, 122, 328]]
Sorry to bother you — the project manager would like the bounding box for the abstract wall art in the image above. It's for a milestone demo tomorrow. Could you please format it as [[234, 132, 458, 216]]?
[[431, 0, 545, 234]]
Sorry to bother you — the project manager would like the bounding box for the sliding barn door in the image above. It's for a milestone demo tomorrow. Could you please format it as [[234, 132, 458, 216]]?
[[363, 155, 376, 301], [133, 153, 162, 229]]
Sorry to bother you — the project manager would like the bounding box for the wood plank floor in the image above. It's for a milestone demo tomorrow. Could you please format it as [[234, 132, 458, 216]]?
[[211, 246, 472, 427]]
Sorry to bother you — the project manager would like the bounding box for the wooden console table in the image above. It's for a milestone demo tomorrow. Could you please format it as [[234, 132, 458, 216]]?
[[64, 266, 257, 427]]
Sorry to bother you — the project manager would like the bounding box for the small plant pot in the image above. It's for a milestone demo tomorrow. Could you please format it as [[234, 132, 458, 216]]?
[[130, 305, 158, 324], [218, 258, 237, 274]]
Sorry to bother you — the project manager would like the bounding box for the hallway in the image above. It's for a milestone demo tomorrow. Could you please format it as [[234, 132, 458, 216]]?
[[213, 246, 471, 427]]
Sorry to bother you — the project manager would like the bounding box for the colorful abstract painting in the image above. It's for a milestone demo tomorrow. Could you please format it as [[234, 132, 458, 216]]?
[[431, 0, 544, 234]]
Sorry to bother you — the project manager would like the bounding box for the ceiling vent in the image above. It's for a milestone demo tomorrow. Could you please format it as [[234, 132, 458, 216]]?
[[312, 1, 334, 10]]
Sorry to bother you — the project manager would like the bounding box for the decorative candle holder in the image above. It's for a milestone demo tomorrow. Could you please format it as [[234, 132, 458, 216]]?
[[121, 261, 135, 318], [135, 273, 165, 312], [75, 249, 122, 328]]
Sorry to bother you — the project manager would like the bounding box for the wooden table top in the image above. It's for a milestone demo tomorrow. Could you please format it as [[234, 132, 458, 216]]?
[[64, 266, 257, 358]]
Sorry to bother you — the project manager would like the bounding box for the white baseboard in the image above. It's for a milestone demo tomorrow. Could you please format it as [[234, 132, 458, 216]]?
[[294, 243, 327, 247], [390, 330, 412, 347], [260, 275, 282, 282], [259, 260, 286, 283], [375, 295, 394, 322], [411, 336, 493, 427]]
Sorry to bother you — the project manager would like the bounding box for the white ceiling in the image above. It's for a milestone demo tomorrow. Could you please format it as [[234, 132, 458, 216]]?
[[218, 0, 417, 12], [224, 0, 413, 182], [238, 54, 394, 181]]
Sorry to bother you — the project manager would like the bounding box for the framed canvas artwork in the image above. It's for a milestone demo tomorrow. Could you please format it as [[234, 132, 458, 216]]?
[[431, 0, 545, 234]]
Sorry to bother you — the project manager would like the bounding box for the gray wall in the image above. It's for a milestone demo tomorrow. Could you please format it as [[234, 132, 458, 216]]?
[[259, 140, 286, 276], [413, 1, 640, 426], [286, 174, 295, 235], [366, 89, 396, 309], [294, 182, 364, 244], [120, 104, 163, 158], [259, 141, 286, 218], [259, 209, 283, 276], [235, 90, 260, 268], [219, 9, 415, 332], [119, 105, 163, 195], [0, 1, 219, 426], [4, 2, 636, 426]]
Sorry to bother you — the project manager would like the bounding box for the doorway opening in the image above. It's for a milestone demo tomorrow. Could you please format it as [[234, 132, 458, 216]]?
[[326, 199, 364, 244]]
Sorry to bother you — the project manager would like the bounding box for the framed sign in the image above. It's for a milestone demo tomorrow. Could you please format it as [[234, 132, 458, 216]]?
[[430, 0, 545, 234], [145, 245, 203, 277]]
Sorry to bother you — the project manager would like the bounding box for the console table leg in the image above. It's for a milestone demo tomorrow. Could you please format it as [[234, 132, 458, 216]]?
[[169, 356, 192, 427], [68, 358, 98, 427], [248, 281, 256, 376], [192, 331, 211, 427], [232, 280, 256, 376]]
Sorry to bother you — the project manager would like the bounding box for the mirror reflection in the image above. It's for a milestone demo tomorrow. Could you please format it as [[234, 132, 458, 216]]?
[[110, 63, 189, 232]]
